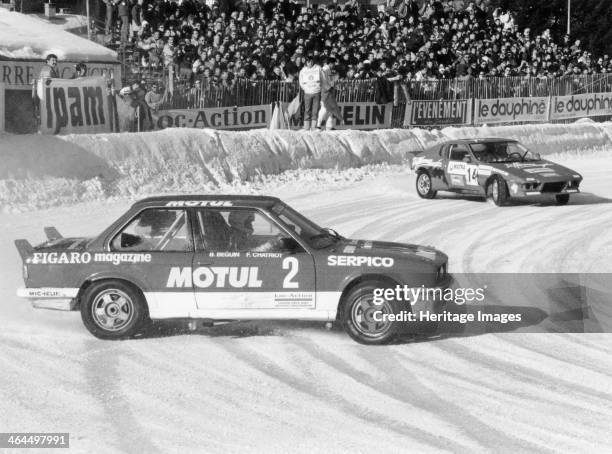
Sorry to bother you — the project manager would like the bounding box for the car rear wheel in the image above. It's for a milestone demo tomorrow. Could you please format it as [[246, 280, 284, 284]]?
[[555, 194, 570, 205], [80, 280, 149, 340], [341, 282, 400, 345], [416, 170, 437, 199], [487, 176, 509, 206]]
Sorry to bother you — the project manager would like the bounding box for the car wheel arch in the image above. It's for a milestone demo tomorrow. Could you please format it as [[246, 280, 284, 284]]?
[[76, 276, 149, 314], [336, 274, 401, 321]]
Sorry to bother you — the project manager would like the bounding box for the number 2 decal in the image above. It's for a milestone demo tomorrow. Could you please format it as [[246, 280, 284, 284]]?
[[282, 257, 299, 288]]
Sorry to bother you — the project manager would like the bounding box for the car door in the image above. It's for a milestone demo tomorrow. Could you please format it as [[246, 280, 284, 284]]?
[[190, 207, 317, 318], [109, 207, 196, 318], [446, 143, 479, 189]]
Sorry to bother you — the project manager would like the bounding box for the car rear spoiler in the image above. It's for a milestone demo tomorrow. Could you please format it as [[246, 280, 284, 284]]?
[[44, 226, 63, 240], [14, 239, 34, 261]]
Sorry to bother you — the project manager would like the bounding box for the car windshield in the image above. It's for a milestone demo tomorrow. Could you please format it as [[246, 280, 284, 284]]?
[[470, 141, 539, 163], [271, 202, 342, 249]]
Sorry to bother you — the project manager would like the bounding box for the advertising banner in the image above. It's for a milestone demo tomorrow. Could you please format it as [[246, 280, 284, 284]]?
[[334, 102, 392, 129], [40, 77, 112, 135], [285, 101, 393, 130], [403, 99, 472, 127], [550, 92, 612, 120], [155, 105, 272, 130], [0, 60, 121, 87], [474, 96, 549, 124]]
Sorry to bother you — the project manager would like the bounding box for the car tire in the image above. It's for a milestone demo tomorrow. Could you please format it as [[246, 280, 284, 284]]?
[[80, 280, 150, 340], [416, 170, 437, 199], [487, 176, 509, 206], [555, 194, 570, 205], [341, 281, 400, 345]]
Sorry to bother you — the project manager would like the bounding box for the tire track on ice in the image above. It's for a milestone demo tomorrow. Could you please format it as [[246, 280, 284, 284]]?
[[214, 338, 456, 451], [292, 336, 541, 453]]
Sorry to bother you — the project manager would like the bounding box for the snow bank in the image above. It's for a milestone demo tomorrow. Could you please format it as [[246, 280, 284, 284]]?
[[1, 122, 612, 210], [0, 9, 116, 61]]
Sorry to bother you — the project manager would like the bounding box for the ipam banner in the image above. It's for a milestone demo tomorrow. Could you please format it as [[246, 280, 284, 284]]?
[[155, 105, 272, 130], [403, 99, 472, 127], [550, 92, 612, 120], [40, 77, 111, 135], [474, 97, 549, 124]]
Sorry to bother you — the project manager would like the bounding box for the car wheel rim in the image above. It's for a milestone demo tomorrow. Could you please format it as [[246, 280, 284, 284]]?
[[350, 293, 393, 338], [418, 174, 431, 194], [492, 180, 499, 201], [92, 289, 135, 332]]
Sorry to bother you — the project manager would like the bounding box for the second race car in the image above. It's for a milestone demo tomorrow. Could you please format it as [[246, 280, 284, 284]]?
[[411, 138, 583, 206]]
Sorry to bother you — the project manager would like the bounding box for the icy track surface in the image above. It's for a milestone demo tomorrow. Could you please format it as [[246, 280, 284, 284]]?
[[1, 155, 612, 453]]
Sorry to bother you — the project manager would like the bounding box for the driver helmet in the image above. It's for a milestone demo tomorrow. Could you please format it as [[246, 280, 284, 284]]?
[[138, 210, 176, 235], [228, 210, 255, 234]]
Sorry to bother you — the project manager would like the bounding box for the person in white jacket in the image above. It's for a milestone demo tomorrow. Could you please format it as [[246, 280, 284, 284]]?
[[298, 54, 322, 130]]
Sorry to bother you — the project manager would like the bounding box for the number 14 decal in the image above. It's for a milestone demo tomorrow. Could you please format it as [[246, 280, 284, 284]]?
[[466, 165, 479, 185], [282, 257, 299, 288]]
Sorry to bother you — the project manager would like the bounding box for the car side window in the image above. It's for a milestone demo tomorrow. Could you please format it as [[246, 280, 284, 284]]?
[[111, 209, 191, 252], [449, 144, 470, 161], [196, 208, 294, 253]]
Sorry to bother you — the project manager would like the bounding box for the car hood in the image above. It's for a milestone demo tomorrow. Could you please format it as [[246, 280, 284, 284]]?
[[333, 239, 447, 266], [486, 160, 581, 181]]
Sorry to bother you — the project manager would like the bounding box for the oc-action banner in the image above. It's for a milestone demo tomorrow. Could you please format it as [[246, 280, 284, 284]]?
[[155, 105, 272, 130], [40, 76, 111, 135]]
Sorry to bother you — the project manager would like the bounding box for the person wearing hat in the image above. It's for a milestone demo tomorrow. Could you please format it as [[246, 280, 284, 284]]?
[[299, 53, 322, 130]]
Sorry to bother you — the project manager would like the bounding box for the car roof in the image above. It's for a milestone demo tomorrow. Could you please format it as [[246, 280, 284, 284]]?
[[132, 194, 281, 208], [442, 137, 519, 144]]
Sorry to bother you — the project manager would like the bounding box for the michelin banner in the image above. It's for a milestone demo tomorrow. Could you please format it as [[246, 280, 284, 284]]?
[[474, 96, 549, 125], [40, 77, 112, 135], [403, 99, 472, 127], [550, 92, 612, 120], [155, 105, 272, 130], [334, 102, 392, 129]]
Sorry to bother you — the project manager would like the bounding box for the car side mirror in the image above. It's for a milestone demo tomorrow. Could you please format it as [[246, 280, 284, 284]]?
[[121, 233, 143, 248]]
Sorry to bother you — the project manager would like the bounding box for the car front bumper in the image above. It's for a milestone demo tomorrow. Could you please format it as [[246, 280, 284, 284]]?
[[17, 287, 79, 311], [509, 180, 581, 197]]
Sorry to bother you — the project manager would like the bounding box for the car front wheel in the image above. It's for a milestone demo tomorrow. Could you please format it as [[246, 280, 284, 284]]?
[[416, 170, 437, 199], [487, 176, 509, 206], [80, 280, 149, 340], [341, 282, 399, 345]]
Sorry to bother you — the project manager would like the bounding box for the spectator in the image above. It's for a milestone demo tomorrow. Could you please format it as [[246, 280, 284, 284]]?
[[145, 82, 165, 112], [117, 0, 130, 47], [317, 57, 341, 130], [104, 0, 115, 36], [36, 53, 60, 100], [299, 54, 322, 130], [72, 62, 88, 79]]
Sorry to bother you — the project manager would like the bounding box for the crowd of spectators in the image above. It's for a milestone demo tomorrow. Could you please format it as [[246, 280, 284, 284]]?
[[101, 0, 610, 87]]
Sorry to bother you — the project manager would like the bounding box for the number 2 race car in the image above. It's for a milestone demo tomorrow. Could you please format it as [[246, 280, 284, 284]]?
[[411, 138, 583, 206], [15, 196, 451, 345]]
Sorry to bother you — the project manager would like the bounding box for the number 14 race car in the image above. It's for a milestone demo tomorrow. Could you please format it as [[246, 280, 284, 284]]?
[[411, 138, 583, 206], [15, 196, 451, 345]]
